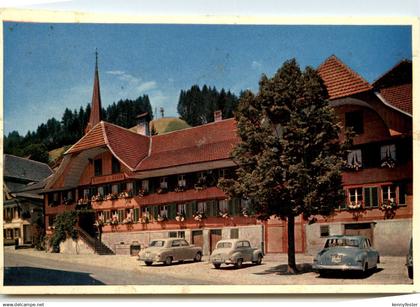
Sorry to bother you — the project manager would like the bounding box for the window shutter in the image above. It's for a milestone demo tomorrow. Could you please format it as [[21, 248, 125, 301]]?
[[399, 183, 406, 205], [187, 201, 196, 218], [213, 200, 218, 217], [234, 198, 241, 216], [152, 206, 159, 219], [133, 208, 139, 222], [169, 204, 176, 219], [228, 199, 234, 215], [371, 187, 378, 207], [364, 188, 371, 208]]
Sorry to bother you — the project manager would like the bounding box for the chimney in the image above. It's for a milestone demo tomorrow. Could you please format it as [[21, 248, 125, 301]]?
[[214, 110, 222, 122], [136, 112, 150, 136]]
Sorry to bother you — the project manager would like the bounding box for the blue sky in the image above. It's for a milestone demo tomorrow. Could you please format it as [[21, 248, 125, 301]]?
[[4, 23, 412, 135]]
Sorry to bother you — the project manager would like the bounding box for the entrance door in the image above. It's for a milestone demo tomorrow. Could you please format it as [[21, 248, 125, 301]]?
[[23, 225, 32, 244], [266, 225, 285, 253], [209, 229, 222, 252], [344, 223, 374, 246], [192, 230, 203, 248]]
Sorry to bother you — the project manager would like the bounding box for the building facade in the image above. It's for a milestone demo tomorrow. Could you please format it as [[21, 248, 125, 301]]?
[[3, 154, 53, 245], [43, 55, 412, 256]]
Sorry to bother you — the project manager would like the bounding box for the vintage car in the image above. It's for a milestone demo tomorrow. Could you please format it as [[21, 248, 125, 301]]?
[[313, 235, 380, 276], [138, 238, 202, 266], [209, 239, 263, 269], [406, 238, 413, 279]]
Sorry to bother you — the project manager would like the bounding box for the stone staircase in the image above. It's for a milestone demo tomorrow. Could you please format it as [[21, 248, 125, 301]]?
[[76, 227, 114, 255]]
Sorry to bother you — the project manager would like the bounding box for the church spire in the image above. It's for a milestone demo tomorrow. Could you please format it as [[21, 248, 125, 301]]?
[[85, 49, 102, 134]]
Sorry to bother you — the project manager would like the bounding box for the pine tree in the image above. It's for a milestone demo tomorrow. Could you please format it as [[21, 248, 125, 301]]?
[[219, 59, 347, 273]]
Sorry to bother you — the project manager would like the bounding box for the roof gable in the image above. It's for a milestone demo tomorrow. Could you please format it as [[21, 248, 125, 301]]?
[[317, 55, 372, 100], [372, 60, 412, 89], [66, 121, 150, 170]]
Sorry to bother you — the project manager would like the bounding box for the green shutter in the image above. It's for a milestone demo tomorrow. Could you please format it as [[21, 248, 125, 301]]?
[[168, 204, 176, 219], [364, 188, 371, 208], [133, 208, 139, 222], [372, 187, 378, 207], [153, 206, 159, 219], [228, 199, 234, 215]]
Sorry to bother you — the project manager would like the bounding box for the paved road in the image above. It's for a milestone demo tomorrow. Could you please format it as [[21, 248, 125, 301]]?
[[4, 251, 216, 285], [3, 248, 413, 286]]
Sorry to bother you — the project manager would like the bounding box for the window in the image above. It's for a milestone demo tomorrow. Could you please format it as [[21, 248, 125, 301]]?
[[171, 231, 184, 239], [347, 149, 362, 169], [160, 177, 168, 189], [126, 182, 133, 193], [103, 210, 111, 222], [48, 215, 56, 228], [380, 144, 396, 161], [242, 241, 250, 248], [53, 193, 59, 202], [364, 187, 379, 208], [230, 228, 239, 239], [112, 184, 118, 194], [218, 199, 229, 213], [66, 191, 73, 200], [112, 156, 121, 174], [177, 203, 187, 215], [178, 175, 186, 187], [159, 205, 168, 218], [399, 183, 407, 205], [98, 186, 104, 196], [94, 159, 102, 176], [141, 180, 149, 192], [172, 240, 181, 247], [345, 111, 363, 134], [142, 207, 150, 218], [83, 189, 90, 199], [6, 229, 12, 239], [348, 188, 363, 208], [320, 225, 330, 237], [197, 201, 207, 214], [14, 228, 20, 239], [219, 169, 228, 178], [382, 185, 396, 203], [198, 172, 207, 180]]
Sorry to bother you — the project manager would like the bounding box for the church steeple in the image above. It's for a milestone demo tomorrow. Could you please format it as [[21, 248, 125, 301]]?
[[85, 49, 102, 134]]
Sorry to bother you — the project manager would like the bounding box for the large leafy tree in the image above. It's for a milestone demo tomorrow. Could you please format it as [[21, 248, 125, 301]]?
[[219, 59, 347, 273]]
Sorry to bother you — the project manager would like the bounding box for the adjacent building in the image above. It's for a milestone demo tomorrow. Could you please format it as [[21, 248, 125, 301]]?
[[43, 55, 412, 256], [3, 154, 53, 245]]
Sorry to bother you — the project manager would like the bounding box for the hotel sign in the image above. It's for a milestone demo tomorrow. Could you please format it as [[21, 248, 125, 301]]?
[[91, 173, 126, 185]]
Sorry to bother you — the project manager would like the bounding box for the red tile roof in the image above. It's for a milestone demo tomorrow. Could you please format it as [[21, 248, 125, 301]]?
[[137, 118, 238, 170], [66, 121, 150, 170], [317, 55, 372, 100], [379, 84, 412, 115]]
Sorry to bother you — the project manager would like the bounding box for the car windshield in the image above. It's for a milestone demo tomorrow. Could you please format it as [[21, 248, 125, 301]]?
[[149, 240, 165, 247], [216, 242, 232, 249], [324, 238, 360, 248]]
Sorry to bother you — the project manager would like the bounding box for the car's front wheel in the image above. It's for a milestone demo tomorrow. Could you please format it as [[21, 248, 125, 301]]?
[[213, 263, 221, 269], [145, 261, 153, 266], [194, 252, 202, 262]]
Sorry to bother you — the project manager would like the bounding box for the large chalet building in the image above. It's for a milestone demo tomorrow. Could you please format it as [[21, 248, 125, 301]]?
[[43, 55, 412, 256]]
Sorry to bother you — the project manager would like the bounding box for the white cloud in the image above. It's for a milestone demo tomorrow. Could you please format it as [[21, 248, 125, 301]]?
[[137, 81, 157, 92], [105, 70, 125, 75], [251, 60, 263, 70]]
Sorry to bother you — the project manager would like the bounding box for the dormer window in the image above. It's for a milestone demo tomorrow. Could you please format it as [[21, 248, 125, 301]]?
[[345, 111, 364, 134], [112, 156, 121, 174], [94, 159, 102, 176], [160, 177, 168, 189]]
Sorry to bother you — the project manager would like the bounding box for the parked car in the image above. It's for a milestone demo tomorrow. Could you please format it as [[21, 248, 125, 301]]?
[[313, 235, 380, 276], [210, 239, 263, 269], [406, 238, 413, 279], [138, 238, 202, 266]]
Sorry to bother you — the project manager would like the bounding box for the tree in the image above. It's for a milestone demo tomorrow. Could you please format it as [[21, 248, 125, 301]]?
[[219, 59, 347, 273], [22, 143, 50, 164]]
